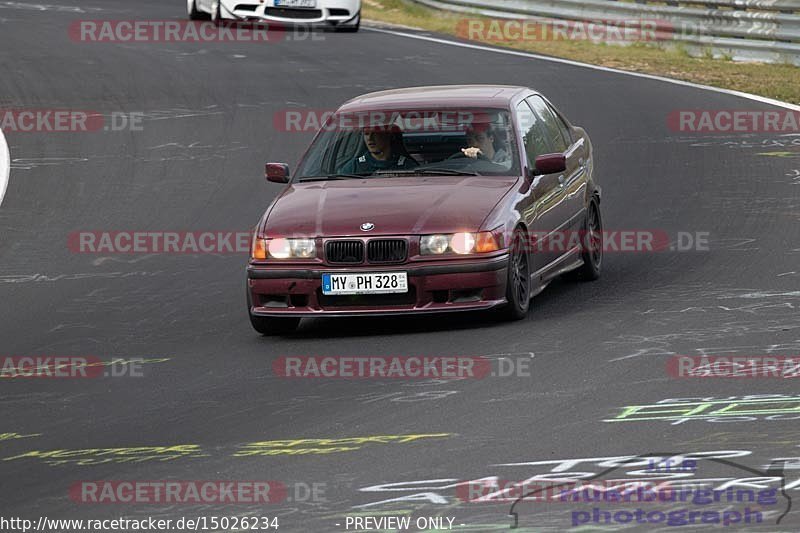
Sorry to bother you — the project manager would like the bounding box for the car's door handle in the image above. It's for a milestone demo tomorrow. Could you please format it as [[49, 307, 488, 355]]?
[[578, 157, 585, 168]]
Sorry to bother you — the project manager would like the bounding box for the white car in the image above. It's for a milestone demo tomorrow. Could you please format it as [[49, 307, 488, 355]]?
[[188, 0, 361, 32]]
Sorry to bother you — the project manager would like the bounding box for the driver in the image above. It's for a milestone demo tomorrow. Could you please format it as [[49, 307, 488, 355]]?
[[460, 122, 511, 165], [338, 126, 418, 174]]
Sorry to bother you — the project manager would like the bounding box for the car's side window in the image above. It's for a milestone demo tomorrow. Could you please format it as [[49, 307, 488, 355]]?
[[526, 96, 568, 153], [541, 99, 572, 146], [515, 101, 549, 168], [549, 104, 572, 146]]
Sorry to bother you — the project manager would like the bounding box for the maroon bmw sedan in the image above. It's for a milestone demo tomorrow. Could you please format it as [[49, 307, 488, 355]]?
[[247, 85, 602, 334]]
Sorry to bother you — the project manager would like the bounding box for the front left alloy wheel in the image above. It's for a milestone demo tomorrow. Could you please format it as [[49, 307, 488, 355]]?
[[500, 228, 531, 320]]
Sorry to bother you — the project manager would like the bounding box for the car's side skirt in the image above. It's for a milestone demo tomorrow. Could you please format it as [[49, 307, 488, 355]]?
[[530, 246, 583, 284]]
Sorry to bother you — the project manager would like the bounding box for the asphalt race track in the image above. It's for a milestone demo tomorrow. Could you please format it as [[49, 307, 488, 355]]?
[[1, 1, 800, 531]]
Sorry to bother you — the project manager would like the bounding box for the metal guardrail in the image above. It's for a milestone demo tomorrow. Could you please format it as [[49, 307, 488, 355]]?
[[410, 0, 800, 64], [652, 0, 800, 12]]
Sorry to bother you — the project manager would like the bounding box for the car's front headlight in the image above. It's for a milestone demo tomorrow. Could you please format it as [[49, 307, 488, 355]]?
[[420, 231, 500, 255], [251, 236, 316, 259]]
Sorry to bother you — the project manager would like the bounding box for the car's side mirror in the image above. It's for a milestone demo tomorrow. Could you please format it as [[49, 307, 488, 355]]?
[[265, 162, 290, 183], [532, 153, 566, 175]]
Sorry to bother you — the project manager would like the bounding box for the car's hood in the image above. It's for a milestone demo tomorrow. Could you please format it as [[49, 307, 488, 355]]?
[[263, 176, 520, 237]]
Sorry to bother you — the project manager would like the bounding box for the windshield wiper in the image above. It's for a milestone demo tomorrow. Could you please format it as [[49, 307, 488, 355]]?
[[413, 168, 480, 176], [374, 169, 480, 177], [297, 174, 368, 182]]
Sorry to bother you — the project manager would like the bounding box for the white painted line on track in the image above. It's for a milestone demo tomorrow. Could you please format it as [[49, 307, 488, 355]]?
[[365, 27, 800, 113], [0, 128, 9, 207]]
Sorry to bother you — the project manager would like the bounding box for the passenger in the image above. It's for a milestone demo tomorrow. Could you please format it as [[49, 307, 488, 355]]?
[[460, 122, 511, 165], [338, 126, 418, 174]]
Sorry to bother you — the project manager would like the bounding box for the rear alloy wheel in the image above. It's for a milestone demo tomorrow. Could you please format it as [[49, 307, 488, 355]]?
[[566, 198, 602, 281], [500, 229, 531, 320]]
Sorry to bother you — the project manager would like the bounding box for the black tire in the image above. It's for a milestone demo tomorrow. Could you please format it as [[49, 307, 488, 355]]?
[[212, 1, 222, 26], [188, 0, 206, 20], [249, 313, 300, 336], [499, 228, 531, 321], [334, 13, 360, 32], [565, 197, 602, 281]]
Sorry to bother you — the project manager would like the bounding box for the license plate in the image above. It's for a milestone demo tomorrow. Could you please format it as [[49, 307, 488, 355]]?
[[274, 0, 316, 7], [322, 272, 408, 295]]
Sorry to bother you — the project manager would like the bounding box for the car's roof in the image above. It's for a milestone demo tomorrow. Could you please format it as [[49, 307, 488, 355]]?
[[338, 85, 532, 113]]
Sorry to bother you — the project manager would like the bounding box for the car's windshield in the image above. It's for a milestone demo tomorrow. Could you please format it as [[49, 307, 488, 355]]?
[[295, 108, 519, 180]]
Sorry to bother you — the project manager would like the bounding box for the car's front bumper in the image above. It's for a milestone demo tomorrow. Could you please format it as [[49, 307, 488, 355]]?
[[247, 254, 509, 317], [221, 0, 359, 25]]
